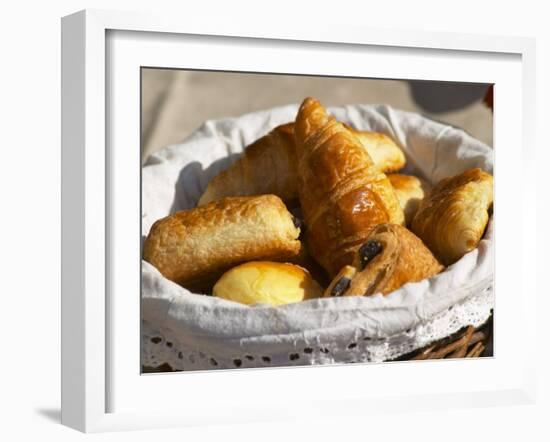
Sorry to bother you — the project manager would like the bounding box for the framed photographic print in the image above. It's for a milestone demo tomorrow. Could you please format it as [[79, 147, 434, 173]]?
[[61, 9, 537, 433]]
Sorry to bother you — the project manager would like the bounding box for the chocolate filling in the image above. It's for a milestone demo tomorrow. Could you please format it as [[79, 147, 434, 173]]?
[[330, 276, 352, 297], [359, 240, 383, 269]]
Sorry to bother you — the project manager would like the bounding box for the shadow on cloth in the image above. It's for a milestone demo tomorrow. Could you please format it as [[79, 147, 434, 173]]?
[[169, 154, 241, 213]]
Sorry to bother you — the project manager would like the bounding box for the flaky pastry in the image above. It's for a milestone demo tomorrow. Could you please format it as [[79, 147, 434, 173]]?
[[143, 195, 301, 291], [411, 168, 493, 265], [198, 122, 405, 206], [324, 224, 443, 297], [294, 97, 405, 276]]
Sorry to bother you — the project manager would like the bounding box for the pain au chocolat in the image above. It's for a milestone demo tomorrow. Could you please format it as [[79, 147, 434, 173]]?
[[324, 223, 443, 297], [142, 195, 302, 292]]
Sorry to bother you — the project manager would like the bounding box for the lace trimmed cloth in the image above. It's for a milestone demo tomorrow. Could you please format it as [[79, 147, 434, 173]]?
[[141, 103, 494, 371]]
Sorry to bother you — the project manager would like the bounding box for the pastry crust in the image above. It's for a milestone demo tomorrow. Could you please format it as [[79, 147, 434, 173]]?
[[323, 224, 443, 297], [322, 265, 357, 298], [198, 123, 297, 206], [411, 168, 493, 265], [198, 121, 405, 206], [213, 261, 322, 306], [388, 173, 432, 226], [343, 124, 406, 173], [294, 97, 405, 276], [142, 195, 301, 292]]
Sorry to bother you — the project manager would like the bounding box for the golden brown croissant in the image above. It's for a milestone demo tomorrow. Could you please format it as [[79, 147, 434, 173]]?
[[294, 97, 405, 276], [323, 224, 443, 297], [388, 174, 432, 226], [411, 168, 493, 265], [213, 261, 322, 306], [142, 195, 301, 292], [198, 123, 297, 206], [198, 121, 405, 206], [343, 124, 406, 173]]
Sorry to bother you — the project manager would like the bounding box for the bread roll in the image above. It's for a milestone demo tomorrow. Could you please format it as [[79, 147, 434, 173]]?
[[213, 261, 322, 306]]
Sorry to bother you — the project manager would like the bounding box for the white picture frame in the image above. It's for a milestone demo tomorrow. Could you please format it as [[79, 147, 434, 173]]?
[[61, 9, 537, 433]]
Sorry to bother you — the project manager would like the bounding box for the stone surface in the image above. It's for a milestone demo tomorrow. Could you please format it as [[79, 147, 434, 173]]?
[[141, 69, 493, 162]]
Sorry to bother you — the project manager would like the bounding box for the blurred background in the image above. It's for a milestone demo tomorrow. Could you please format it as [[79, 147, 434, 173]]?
[[141, 69, 492, 162]]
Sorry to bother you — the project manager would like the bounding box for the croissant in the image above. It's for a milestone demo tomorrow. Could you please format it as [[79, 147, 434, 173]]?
[[323, 224, 443, 297], [343, 124, 406, 173], [198, 123, 297, 206], [388, 173, 432, 226], [198, 121, 405, 206], [411, 168, 493, 265], [142, 195, 301, 292], [294, 97, 405, 276]]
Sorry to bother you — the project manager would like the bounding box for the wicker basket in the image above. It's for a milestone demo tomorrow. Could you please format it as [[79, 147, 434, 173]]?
[[141, 103, 494, 374], [392, 314, 493, 361]]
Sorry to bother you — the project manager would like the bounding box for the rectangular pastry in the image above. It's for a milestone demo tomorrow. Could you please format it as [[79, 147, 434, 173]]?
[[142, 195, 302, 292]]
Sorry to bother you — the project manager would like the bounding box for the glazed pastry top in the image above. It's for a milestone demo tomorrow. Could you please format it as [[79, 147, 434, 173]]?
[[198, 121, 405, 206]]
